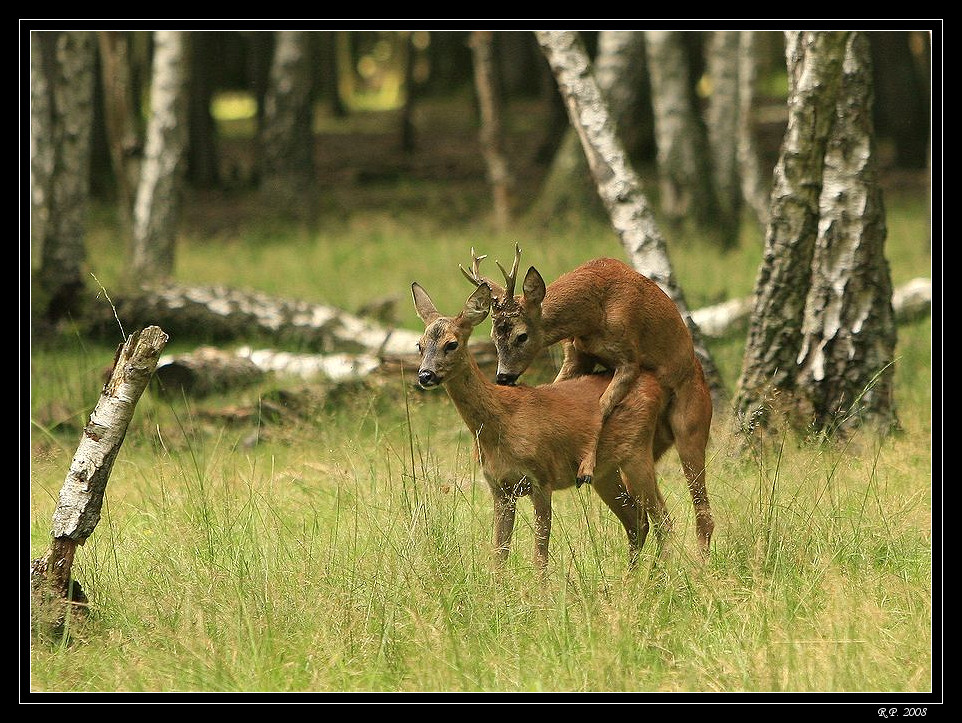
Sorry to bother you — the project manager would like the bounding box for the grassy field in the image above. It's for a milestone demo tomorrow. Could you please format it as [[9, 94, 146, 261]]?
[[28, 157, 934, 697]]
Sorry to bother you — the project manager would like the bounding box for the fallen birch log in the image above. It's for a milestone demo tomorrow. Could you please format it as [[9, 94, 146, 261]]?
[[31, 325, 169, 635], [91, 282, 424, 356], [691, 276, 931, 340], [148, 278, 929, 395]]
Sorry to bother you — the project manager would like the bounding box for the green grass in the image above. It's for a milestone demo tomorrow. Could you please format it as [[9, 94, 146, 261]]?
[[29, 176, 933, 695]]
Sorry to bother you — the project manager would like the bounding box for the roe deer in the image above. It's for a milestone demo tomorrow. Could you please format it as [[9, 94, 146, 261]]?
[[461, 245, 714, 555], [412, 281, 675, 571]]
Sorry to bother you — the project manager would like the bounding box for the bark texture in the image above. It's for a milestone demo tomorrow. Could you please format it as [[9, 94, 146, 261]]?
[[31, 31, 96, 322], [536, 30, 726, 405], [736, 30, 771, 229], [97, 31, 143, 234], [736, 31, 849, 427], [88, 282, 425, 357], [735, 31, 897, 437], [132, 31, 190, 283], [705, 31, 742, 241], [259, 31, 316, 206], [794, 32, 898, 433], [645, 31, 723, 239], [31, 326, 169, 634], [470, 31, 514, 230], [528, 30, 645, 224]]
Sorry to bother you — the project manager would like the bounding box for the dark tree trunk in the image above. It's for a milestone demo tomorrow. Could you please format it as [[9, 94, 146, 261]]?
[[470, 30, 514, 230], [31, 31, 97, 325], [258, 31, 316, 208]]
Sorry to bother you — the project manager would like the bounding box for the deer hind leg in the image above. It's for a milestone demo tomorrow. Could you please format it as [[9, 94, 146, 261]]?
[[591, 472, 648, 568], [577, 365, 640, 486], [620, 446, 673, 562], [668, 379, 714, 557]]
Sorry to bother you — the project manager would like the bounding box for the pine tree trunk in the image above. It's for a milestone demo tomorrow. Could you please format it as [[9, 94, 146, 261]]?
[[258, 31, 315, 207], [31, 31, 96, 323], [794, 32, 898, 434], [535, 30, 726, 405], [131, 31, 190, 284]]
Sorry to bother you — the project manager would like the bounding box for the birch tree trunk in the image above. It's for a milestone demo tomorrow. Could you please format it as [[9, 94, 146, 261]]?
[[469, 31, 514, 230], [734, 31, 899, 437], [258, 31, 315, 207], [736, 31, 771, 229], [529, 31, 647, 225], [31, 326, 169, 634], [31, 31, 96, 324], [535, 30, 726, 404], [794, 32, 898, 434], [131, 31, 190, 284], [705, 31, 742, 241], [97, 31, 143, 236], [645, 31, 728, 245]]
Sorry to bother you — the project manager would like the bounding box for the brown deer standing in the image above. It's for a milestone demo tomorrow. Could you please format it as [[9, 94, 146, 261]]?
[[461, 245, 714, 555], [412, 281, 676, 571]]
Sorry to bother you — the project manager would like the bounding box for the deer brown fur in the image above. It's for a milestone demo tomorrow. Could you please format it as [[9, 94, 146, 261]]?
[[412, 281, 675, 571], [462, 246, 714, 555]]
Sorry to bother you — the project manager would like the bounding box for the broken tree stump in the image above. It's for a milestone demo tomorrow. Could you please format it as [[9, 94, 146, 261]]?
[[31, 325, 169, 637]]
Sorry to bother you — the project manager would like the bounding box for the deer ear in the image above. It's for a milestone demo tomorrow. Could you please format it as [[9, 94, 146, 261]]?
[[462, 284, 491, 327], [412, 282, 441, 324], [522, 267, 546, 306]]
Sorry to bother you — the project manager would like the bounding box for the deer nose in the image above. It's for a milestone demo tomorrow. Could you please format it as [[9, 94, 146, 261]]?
[[418, 369, 438, 387], [496, 372, 519, 386]]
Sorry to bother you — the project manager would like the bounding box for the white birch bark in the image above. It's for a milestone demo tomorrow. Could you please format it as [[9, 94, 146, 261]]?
[[51, 326, 170, 540], [132, 31, 189, 282], [735, 31, 849, 426], [535, 29, 725, 402], [794, 32, 898, 432]]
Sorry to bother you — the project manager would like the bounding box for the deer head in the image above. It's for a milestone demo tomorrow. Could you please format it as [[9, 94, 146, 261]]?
[[460, 244, 548, 386], [412, 282, 491, 388]]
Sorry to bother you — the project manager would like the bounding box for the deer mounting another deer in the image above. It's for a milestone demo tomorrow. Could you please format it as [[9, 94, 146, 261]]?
[[461, 245, 715, 556], [412, 281, 675, 571]]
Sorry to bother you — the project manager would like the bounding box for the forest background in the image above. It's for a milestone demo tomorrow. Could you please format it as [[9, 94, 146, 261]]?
[[26, 27, 937, 698]]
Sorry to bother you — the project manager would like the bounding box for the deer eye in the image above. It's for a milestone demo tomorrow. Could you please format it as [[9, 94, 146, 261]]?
[[516, 333, 528, 345], [444, 341, 459, 352]]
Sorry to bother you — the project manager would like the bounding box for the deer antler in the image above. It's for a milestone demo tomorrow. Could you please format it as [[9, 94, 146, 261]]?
[[460, 247, 507, 299], [496, 243, 522, 299], [459, 247, 489, 286]]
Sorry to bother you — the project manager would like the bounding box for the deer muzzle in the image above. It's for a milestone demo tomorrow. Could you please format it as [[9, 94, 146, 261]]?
[[418, 369, 440, 388]]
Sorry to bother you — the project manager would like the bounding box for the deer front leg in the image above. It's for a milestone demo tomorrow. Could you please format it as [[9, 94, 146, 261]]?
[[577, 365, 641, 485], [491, 486, 518, 567], [553, 341, 597, 384]]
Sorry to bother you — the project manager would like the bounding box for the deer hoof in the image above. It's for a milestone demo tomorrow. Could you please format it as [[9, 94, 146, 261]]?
[[576, 474, 592, 488]]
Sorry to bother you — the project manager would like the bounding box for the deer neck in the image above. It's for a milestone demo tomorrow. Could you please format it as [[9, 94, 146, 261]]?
[[443, 353, 509, 444], [540, 286, 594, 343]]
